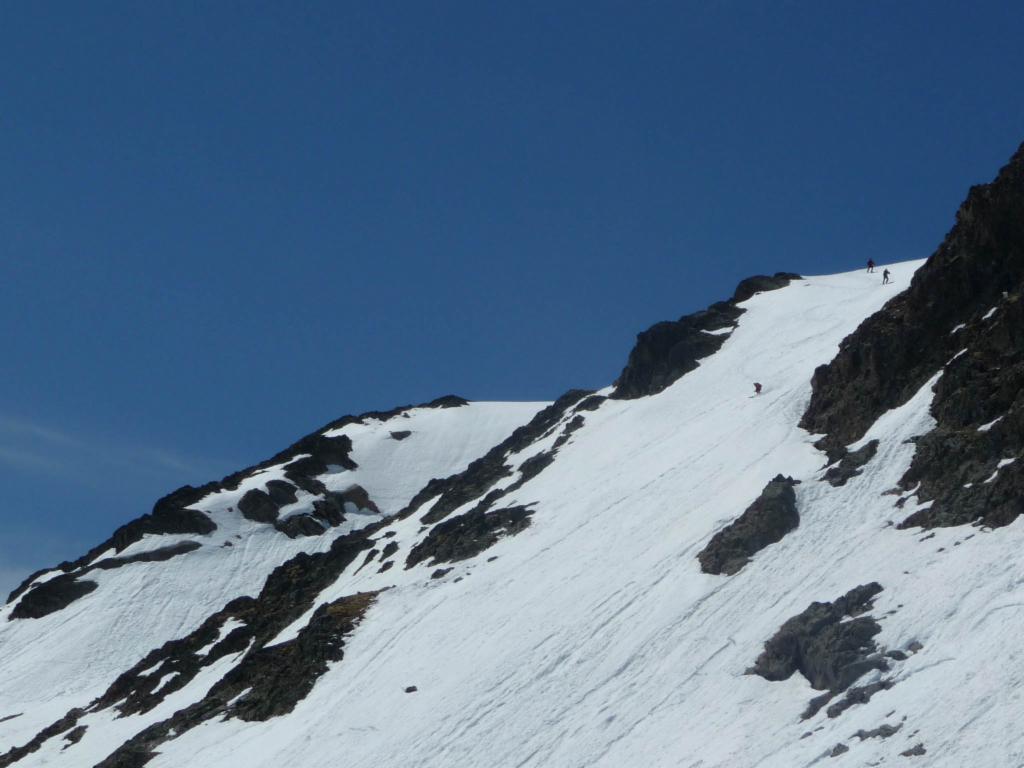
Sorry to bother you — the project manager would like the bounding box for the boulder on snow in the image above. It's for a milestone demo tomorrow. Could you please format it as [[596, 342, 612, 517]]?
[[238, 489, 280, 524], [697, 475, 800, 575], [822, 440, 879, 486], [750, 583, 887, 695]]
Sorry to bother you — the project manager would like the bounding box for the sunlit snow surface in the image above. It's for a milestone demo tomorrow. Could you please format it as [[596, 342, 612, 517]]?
[[0, 400, 545, 752], [8, 261, 1024, 767]]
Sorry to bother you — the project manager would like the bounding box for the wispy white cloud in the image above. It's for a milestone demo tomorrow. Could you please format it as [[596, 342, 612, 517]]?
[[0, 412, 224, 487], [0, 415, 81, 448], [0, 444, 65, 474]]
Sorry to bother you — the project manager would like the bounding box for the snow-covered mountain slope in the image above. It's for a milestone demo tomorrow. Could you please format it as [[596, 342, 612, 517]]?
[[0, 399, 545, 756], [2, 142, 1022, 768]]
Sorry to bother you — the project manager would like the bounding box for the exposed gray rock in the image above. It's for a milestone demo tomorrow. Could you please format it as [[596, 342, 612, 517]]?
[[612, 273, 799, 399], [698, 475, 800, 575], [801, 141, 1024, 530], [238, 489, 280, 524], [410, 390, 593, 525], [406, 506, 534, 568], [826, 681, 894, 719], [91, 541, 202, 570], [274, 515, 326, 538], [852, 722, 901, 740], [264, 480, 298, 506], [751, 583, 887, 696], [823, 441, 879, 487]]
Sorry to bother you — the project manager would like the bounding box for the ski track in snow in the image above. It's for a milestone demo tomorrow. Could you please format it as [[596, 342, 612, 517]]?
[[7, 260, 1024, 767]]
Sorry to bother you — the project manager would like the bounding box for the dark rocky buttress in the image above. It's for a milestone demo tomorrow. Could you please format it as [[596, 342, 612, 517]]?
[[800, 141, 1024, 529], [611, 273, 800, 399]]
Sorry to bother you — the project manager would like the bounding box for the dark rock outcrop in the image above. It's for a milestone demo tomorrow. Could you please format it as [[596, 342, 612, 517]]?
[[822, 440, 879, 487], [264, 480, 298, 506], [698, 475, 800, 575], [61, 725, 87, 748], [552, 415, 585, 450], [824, 680, 894, 719], [274, 515, 326, 538], [0, 708, 86, 768], [7, 504, 217, 607], [852, 722, 901, 740], [6, 397, 460, 606], [800, 142, 1024, 529], [91, 541, 203, 570], [238, 489, 281, 524], [612, 273, 800, 399], [751, 583, 887, 696], [335, 485, 381, 515], [9, 576, 98, 620], [408, 390, 593, 526], [406, 506, 534, 568], [3, 525, 384, 768], [9, 542, 204, 620]]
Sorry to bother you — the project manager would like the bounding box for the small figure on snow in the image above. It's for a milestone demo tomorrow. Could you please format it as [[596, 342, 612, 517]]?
[[882, 269, 891, 285], [867, 259, 875, 273], [753, 382, 763, 395]]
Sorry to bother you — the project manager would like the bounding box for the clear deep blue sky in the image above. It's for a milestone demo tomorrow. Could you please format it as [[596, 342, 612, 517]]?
[[2, 1, 1023, 594]]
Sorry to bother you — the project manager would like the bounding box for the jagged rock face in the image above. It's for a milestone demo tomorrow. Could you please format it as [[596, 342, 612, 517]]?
[[697, 475, 799, 575], [409, 389, 593, 525], [751, 584, 886, 694], [612, 273, 799, 399], [801, 143, 1024, 530], [405, 506, 534, 568], [896, 291, 1024, 528]]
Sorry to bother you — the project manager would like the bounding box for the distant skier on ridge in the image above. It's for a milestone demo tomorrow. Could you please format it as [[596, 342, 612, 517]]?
[[883, 268, 891, 285], [753, 382, 762, 395], [867, 258, 875, 273]]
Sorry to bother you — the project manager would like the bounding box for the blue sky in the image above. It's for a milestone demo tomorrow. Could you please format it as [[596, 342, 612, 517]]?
[[2, 1, 1022, 596]]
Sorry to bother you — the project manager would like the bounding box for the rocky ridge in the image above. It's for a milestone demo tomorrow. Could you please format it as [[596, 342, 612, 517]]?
[[802, 142, 1024, 529]]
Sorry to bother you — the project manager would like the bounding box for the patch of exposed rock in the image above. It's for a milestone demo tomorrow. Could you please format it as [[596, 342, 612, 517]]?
[[611, 273, 799, 399], [751, 583, 889, 712], [1, 525, 383, 768], [823, 440, 879, 486], [698, 475, 799, 575], [800, 142, 1024, 530], [407, 390, 593, 526], [406, 506, 534, 568], [9, 542, 205, 620], [6, 397, 464, 606]]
